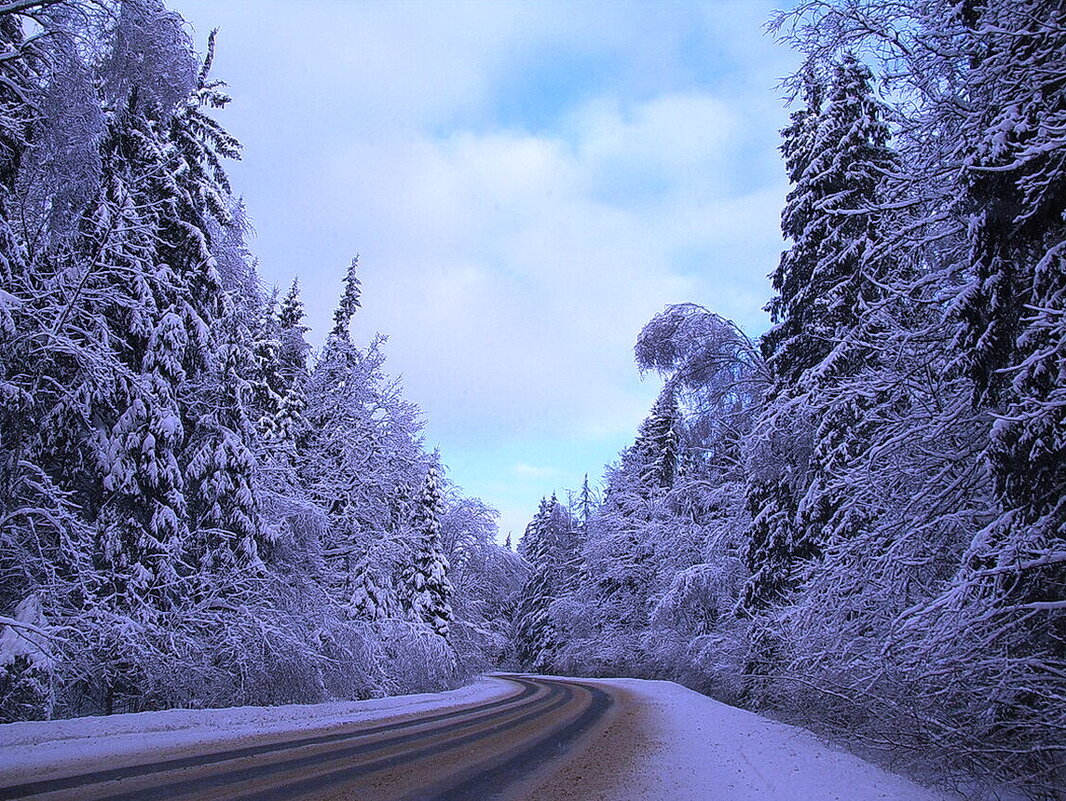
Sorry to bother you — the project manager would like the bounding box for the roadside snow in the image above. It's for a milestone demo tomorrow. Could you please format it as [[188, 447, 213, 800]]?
[[527, 677, 956, 801], [0, 677, 514, 785]]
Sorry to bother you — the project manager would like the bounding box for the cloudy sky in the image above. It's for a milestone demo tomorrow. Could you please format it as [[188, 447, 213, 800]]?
[[170, 0, 799, 541]]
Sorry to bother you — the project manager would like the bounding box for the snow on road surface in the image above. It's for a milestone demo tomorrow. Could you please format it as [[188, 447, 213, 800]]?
[[523, 677, 955, 801], [0, 674, 955, 800]]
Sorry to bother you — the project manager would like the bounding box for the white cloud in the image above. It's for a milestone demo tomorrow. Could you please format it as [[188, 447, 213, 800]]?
[[169, 0, 798, 530], [327, 90, 779, 445], [512, 463, 559, 479], [570, 92, 739, 195]]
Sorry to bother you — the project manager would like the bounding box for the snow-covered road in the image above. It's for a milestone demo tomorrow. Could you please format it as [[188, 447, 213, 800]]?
[[0, 675, 955, 800]]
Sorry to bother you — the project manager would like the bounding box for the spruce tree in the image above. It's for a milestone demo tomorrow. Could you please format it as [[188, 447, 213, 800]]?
[[514, 498, 559, 670], [277, 277, 311, 388], [269, 278, 311, 462], [763, 54, 895, 388], [953, 0, 1066, 555], [743, 53, 895, 611], [249, 293, 286, 444], [331, 257, 362, 340], [624, 385, 680, 493], [578, 474, 594, 528], [940, 4, 1066, 781], [400, 467, 453, 637], [349, 546, 396, 622], [761, 69, 824, 389]]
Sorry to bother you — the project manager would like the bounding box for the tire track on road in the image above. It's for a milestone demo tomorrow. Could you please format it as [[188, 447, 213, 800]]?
[[0, 676, 613, 801]]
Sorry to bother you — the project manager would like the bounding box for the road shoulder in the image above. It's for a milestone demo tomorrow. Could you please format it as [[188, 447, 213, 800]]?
[[519, 677, 956, 801]]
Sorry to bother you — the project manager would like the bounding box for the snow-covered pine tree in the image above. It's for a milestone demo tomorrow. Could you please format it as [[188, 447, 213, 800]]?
[[245, 287, 306, 513], [950, 0, 1066, 573], [739, 75, 823, 614], [925, 1, 1066, 784], [399, 466, 453, 637], [185, 309, 265, 571], [577, 474, 595, 530], [278, 277, 305, 338], [623, 385, 680, 495], [515, 500, 544, 562], [761, 69, 823, 390], [348, 546, 396, 622], [249, 292, 286, 444], [514, 497, 561, 671], [331, 257, 362, 340], [255, 278, 310, 474], [85, 4, 204, 616], [276, 278, 311, 391], [801, 54, 893, 379], [130, 31, 268, 577], [743, 54, 895, 611], [790, 54, 898, 562]]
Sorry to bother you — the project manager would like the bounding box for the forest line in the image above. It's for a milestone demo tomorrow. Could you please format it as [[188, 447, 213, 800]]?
[[0, 1, 1062, 799], [0, 0, 525, 720]]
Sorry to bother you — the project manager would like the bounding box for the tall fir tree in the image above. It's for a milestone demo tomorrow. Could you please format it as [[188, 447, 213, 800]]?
[[331, 257, 362, 340], [743, 53, 896, 611], [623, 385, 680, 494], [348, 545, 396, 623], [514, 496, 573, 671], [399, 466, 453, 637]]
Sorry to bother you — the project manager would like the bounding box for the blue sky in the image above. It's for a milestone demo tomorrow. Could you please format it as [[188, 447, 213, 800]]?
[[169, 0, 799, 541]]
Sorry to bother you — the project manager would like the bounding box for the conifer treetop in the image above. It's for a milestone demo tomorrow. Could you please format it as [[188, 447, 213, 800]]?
[[331, 256, 362, 340]]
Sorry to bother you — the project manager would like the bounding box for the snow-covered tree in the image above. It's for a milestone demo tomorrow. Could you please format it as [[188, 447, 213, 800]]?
[[623, 385, 680, 495], [275, 279, 311, 392], [331, 256, 362, 340], [348, 546, 396, 622], [743, 53, 896, 612], [514, 496, 577, 671], [747, 2, 1065, 791], [0, 1, 511, 721], [0, 596, 55, 722], [399, 466, 453, 637]]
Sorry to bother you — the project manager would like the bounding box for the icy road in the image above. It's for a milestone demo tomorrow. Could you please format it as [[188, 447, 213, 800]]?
[[0, 675, 954, 801]]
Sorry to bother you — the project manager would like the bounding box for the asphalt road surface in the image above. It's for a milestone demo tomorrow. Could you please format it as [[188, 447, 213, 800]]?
[[0, 676, 615, 801]]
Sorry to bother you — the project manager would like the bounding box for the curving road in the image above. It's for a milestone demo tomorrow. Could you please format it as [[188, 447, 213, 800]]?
[[0, 676, 614, 801]]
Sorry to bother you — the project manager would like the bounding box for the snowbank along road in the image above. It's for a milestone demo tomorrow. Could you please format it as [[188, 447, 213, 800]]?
[[0, 675, 613, 801]]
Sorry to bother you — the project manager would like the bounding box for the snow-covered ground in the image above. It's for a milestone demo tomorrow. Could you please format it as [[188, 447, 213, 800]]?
[[0, 677, 515, 786], [526, 677, 956, 801]]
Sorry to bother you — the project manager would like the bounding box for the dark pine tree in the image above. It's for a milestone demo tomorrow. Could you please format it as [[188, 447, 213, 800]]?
[[514, 496, 573, 671], [744, 53, 895, 611], [331, 257, 362, 340], [400, 466, 454, 637]]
